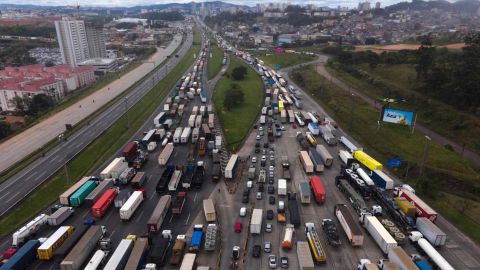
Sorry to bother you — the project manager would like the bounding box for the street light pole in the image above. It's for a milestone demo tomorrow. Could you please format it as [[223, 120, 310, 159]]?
[[350, 92, 355, 129], [58, 134, 70, 185], [124, 97, 130, 129], [420, 135, 431, 175]]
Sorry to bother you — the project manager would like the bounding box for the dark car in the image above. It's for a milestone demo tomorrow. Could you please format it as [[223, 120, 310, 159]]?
[[252, 245, 261, 258], [257, 183, 264, 192], [266, 210, 274, 220], [255, 148, 260, 153], [263, 142, 269, 148], [281, 256, 289, 268], [242, 194, 249, 203], [253, 124, 258, 129], [267, 185, 275, 194], [268, 178, 274, 185], [255, 142, 260, 148], [269, 196, 275, 205]]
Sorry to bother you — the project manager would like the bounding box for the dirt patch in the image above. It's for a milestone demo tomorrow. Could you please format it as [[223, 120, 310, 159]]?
[[355, 43, 465, 53]]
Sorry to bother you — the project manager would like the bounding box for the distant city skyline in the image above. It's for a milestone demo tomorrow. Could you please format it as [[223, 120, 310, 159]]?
[[0, 0, 453, 8]]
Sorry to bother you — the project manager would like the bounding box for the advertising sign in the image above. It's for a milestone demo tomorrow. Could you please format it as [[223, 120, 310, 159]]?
[[382, 108, 414, 126]]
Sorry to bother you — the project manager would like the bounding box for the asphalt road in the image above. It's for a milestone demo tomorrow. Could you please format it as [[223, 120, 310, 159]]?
[[0, 30, 193, 218]]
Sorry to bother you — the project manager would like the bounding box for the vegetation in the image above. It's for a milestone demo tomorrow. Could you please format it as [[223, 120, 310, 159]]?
[[0, 41, 38, 68], [0, 31, 201, 238], [0, 25, 56, 38], [258, 52, 316, 69], [207, 45, 224, 80], [290, 65, 480, 242], [205, 11, 260, 27], [231, 66, 247, 80], [114, 22, 139, 29], [142, 11, 185, 22], [223, 83, 245, 111], [213, 57, 263, 152]]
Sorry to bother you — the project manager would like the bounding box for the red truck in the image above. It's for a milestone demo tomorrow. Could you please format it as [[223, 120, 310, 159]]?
[[122, 141, 138, 162], [310, 176, 325, 204], [399, 189, 438, 223], [91, 188, 117, 218]]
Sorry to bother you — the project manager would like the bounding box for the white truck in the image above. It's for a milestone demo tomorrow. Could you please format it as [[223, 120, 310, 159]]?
[[173, 127, 183, 144], [103, 238, 134, 270], [180, 127, 192, 144], [147, 141, 157, 152], [84, 250, 106, 270], [281, 224, 295, 249], [158, 143, 174, 166], [250, 209, 263, 234], [100, 157, 128, 180], [360, 214, 397, 254], [409, 231, 454, 270], [47, 207, 74, 226], [119, 191, 144, 221], [415, 217, 447, 247], [188, 114, 196, 127], [278, 179, 287, 196], [12, 214, 48, 247], [339, 150, 355, 167]]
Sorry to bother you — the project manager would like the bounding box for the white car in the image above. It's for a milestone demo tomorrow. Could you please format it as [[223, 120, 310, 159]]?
[[251, 156, 257, 163], [259, 127, 264, 131], [239, 207, 247, 217], [269, 255, 277, 268], [256, 135, 261, 140], [269, 166, 275, 172]]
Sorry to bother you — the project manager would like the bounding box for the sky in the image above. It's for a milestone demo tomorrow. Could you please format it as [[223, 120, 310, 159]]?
[[0, 0, 411, 8]]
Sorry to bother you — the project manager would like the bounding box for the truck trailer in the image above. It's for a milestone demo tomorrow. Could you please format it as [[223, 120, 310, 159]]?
[[203, 199, 216, 222], [296, 241, 315, 270], [59, 225, 105, 270], [103, 238, 134, 270], [250, 209, 263, 234], [158, 143, 174, 166], [360, 214, 397, 254], [334, 204, 364, 246], [305, 223, 327, 263], [124, 237, 149, 270], [119, 191, 144, 221], [387, 246, 419, 270], [147, 195, 172, 233]]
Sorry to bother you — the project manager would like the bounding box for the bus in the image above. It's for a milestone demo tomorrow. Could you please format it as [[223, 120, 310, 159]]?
[[37, 226, 74, 260]]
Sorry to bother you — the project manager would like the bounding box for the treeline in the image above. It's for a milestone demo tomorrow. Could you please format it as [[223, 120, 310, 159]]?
[[142, 11, 184, 21], [0, 41, 37, 68], [205, 12, 260, 26], [325, 33, 480, 113], [0, 25, 56, 38]]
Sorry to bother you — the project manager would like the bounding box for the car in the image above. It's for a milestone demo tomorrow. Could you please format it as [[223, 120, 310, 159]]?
[[255, 148, 260, 153], [265, 223, 272, 233], [235, 222, 242, 233], [267, 186, 275, 194], [242, 195, 249, 203], [264, 242, 271, 253], [269, 196, 276, 205], [269, 255, 277, 268], [281, 126, 285, 131], [263, 142, 269, 148], [255, 142, 260, 148], [256, 135, 261, 140], [270, 155, 275, 161], [253, 124, 258, 129], [256, 192, 263, 200], [239, 207, 247, 217], [292, 123, 297, 129], [269, 171, 274, 179], [251, 156, 257, 163], [280, 257, 289, 268], [258, 183, 264, 192], [266, 210, 274, 220], [261, 155, 267, 162], [252, 245, 261, 258], [259, 131, 264, 136], [233, 246, 240, 260], [275, 123, 280, 128], [269, 166, 275, 172], [268, 178, 274, 185], [259, 127, 264, 131], [262, 149, 267, 155]]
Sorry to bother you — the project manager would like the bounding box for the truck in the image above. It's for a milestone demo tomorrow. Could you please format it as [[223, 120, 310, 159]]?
[[307, 122, 320, 135], [281, 156, 291, 180], [118, 168, 136, 185], [258, 168, 266, 183], [85, 179, 113, 207], [248, 166, 256, 180], [250, 209, 263, 234], [84, 250, 106, 270], [11, 214, 48, 247], [170, 235, 187, 265], [370, 170, 395, 190], [147, 195, 172, 233], [173, 127, 183, 144], [91, 188, 117, 218], [225, 154, 239, 179], [180, 253, 196, 270], [321, 219, 341, 247], [188, 225, 204, 252], [281, 224, 295, 250], [299, 151, 314, 173], [278, 179, 287, 196], [168, 170, 183, 192], [387, 246, 419, 270], [296, 132, 309, 149], [297, 241, 315, 270], [53, 225, 89, 263], [131, 172, 146, 189], [188, 115, 196, 127], [340, 136, 362, 153], [147, 231, 171, 266], [268, 128, 275, 142], [192, 161, 205, 189], [360, 214, 397, 254], [281, 110, 287, 123], [172, 192, 187, 215], [335, 204, 364, 246], [122, 141, 138, 162], [103, 238, 134, 270], [316, 145, 333, 167], [181, 127, 192, 144], [101, 158, 128, 180], [37, 226, 75, 260], [198, 137, 206, 156], [203, 198, 216, 222], [69, 180, 97, 207], [195, 115, 202, 128], [308, 148, 324, 172], [208, 114, 214, 128], [354, 150, 383, 171], [60, 225, 105, 270], [339, 150, 355, 167], [212, 163, 221, 182], [182, 164, 194, 189], [355, 167, 375, 186], [415, 218, 447, 247], [377, 260, 401, 270], [336, 177, 369, 215], [158, 143, 174, 166], [288, 194, 301, 227], [119, 191, 144, 221], [0, 240, 40, 270], [47, 207, 74, 226], [298, 182, 311, 204], [398, 189, 438, 223], [394, 197, 417, 218], [310, 176, 326, 204], [358, 259, 380, 270], [305, 223, 327, 263], [204, 224, 218, 251], [157, 165, 175, 193], [59, 176, 93, 205], [124, 237, 149, 270], [411, 255, 433, 270], [191, 128, 200, 144]]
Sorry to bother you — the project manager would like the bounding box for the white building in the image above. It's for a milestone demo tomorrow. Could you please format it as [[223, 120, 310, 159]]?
[[55, 18, 90, 67], [78, 58, 117, 75]]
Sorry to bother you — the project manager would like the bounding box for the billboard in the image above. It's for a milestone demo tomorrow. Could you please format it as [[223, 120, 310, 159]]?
[[382, 108, 414, 126]]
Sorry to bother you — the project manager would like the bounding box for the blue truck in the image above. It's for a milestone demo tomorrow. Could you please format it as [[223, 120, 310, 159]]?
[[0, 240, 40, 270], [188, 224, 204, 252]]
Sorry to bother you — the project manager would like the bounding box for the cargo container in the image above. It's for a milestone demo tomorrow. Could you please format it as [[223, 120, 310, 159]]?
[[225, 154, 239, 179], [131, 172, 146, 189], [415, 218, 447, 247], [250, 209, 263, 234], [334, 204, 364, 246], [287, 110, 295, 123], [180, 253, 196, 270], [59, 176, 93, 205], [203, 199, 216, 222], [103, 239, 134, 270], [189, 225, 204, 252], [154, 112, 166, 127], [394, 197, 417, 218], [188, 115, 196, 127], [354, 150, 383, 171], [282, 224, 295, 249], [38, 226, 74, 260], [278, 179, 287, 196], [195, 115, 202, 128], [191, 128, 200, 144], [168, 170, 183, 192], [299, 151, 314, 173], [85, 179, 113, 207], [124, 238, 149, 270], [297, 241, 315, 270], [281, 110, 287, 123], [310, 176, 325, 204], [387, 246, 419, 270], [157, 165, 175, 193], [340, 136, 361, 153], [308, 123, 319, 135], [339, 150, 355, 167], [53, 225, 89, 263], [173, 127, 183, 144], [208, 114, 215, 129], [288, 195, 301, 227], [147, 141, 157, 152], [84, 250, 106, 270], [120, 191, 144, 221], [100, 158, 128, 180], [158, 143, 174, 166], [399, 189, 437, 223], [69, 180, 97, 207], [308, 148, 324, 172], [305, 223, 327, 263], [47, 207, 74, 226], [370, 170, 395, 190], [91, 188, 117, 218], [60, 225, 104, 270], [360, 214, 397, 254], [147, 195, 172, 232], [142, 129, 156, 147], [315, 145, 333, 167], [299, 182, 311, 204], [122, 142, 137, 162], [0, 240, 39, 270], [172, 192, 187, 215], [181, 127, 192, 144]]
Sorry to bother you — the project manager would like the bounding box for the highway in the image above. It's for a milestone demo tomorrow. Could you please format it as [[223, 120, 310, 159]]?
[[0, 28, 193, 218]]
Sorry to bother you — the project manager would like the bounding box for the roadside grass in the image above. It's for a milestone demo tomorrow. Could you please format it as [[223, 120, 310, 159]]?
[[258, 52, 316, 69], [326, 62, 480, 154], [213, 57, 263, 152], [207, 45, 224, 80], [290, 65, 480, 242], [0, 31, 201, 238]]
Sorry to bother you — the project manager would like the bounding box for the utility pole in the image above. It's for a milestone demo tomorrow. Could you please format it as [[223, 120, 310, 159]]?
[[124, 97, 130, 129], [58, 134, 70, 185], [350, 92, 355, 130], [419, 135, 431, 175]]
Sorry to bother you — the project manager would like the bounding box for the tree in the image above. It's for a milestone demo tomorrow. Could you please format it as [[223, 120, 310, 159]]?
[[0, 121, 12, 139], [416, 34, 435, 79], [11, 96, 28, 114], [223, 83, 245, 111], [28, 94, 53, 115], [231, 66, 247, 80]]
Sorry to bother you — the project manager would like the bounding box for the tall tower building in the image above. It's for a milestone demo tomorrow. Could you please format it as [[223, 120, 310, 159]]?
[[85, 22, 106, 59], [55, 18, 89, 67]]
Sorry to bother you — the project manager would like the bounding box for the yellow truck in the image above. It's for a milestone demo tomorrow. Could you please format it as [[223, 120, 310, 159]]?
[[37, 226, 74, 260]]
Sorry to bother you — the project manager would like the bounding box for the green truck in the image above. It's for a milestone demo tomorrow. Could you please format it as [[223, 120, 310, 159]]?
[[69, 180, 97, 207]]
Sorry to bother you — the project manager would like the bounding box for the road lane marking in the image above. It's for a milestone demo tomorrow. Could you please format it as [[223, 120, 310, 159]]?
[[169, 215, 174, 223], [193, 192, 198, 202], [0, 191, 11, 200], [185, 213, 190, 225], [6, 192, 20, 203]]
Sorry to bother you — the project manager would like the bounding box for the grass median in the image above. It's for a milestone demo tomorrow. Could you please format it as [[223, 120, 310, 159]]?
[[207, 45, 224, 80], [0, 31, 201, 238], [213, 57, 263, 152], [290, 65, 480, 242], [258, 52, 316, 69]]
